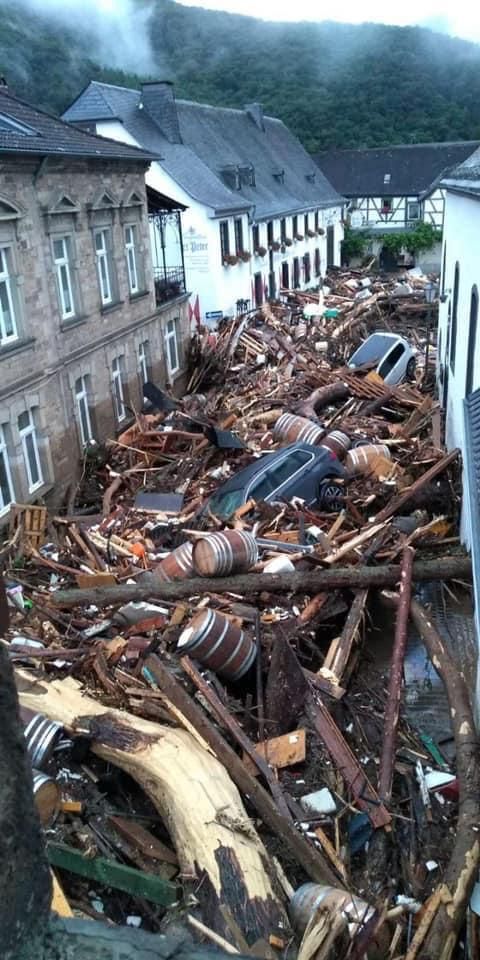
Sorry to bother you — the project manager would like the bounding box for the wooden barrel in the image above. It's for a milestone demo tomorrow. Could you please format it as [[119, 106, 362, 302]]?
[[20, 706, 63, 771], [177, 608, 256, 681], [273, 413, 324, 446], [153, 541, 194, 582], [32, 769, 61, 827], [192, 530, 258, 577], [320, 430, 351, 460], [344, 444, 391, 476]]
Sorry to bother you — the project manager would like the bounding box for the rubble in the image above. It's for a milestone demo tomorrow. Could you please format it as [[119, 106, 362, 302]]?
[[1, 268, 477, 959]]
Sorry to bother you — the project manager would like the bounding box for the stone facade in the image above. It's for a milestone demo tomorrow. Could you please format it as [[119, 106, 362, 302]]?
[[0, 155, 189, 520]]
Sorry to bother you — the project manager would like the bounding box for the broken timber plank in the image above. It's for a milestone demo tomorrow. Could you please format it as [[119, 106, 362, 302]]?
[[109, 816, 178, 866], [180, 655, 293, 820], [51, 555, 472, 608], [47, 842, 177, 905], [373, 449, 459, 523], [241, 730, 306, 776], [306, 694, 391, 830], [378, 547, 415, 803], [321, 588, 368, 683]]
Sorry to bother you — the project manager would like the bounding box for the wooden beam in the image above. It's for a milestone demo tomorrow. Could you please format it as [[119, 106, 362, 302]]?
[[50, 555, 472, 608]]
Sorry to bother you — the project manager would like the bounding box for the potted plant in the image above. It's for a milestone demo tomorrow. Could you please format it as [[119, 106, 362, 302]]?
[[295, 232, 304, 242], [284, 237, 293, 246], [317, 227, 325, 236], [238, 250, 251, 262], [270, 240, 281, 252], [307, 228, 316, 238], [255, 245, 267, 257], [223, 254, 239, 266]]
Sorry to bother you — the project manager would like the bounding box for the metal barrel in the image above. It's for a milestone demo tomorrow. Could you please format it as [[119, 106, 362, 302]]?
[[32, 769, 61, 827], [20, 706, 63, 771], [344, 443, 391, 476], [320, 430, 351, 460], [273, 413, 324, 446], [192, 530, 258, 577], [290, 883, 388, 959], [177, 608, 256, 681], [153, 541, 194, 582]]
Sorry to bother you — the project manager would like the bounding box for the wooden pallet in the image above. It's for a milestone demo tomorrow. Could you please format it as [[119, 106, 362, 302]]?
[[9, 503, 47, 548]]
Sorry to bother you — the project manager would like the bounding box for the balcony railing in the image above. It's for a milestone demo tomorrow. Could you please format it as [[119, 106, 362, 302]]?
[[154, 266, 186, 307]]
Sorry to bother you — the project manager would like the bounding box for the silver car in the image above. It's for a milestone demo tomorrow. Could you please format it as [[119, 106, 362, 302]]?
[[347, 332, 416, 385]]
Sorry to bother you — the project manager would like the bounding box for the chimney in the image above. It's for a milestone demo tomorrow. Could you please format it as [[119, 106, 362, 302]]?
[[245, 103, 264, 132], [140, 81, 182, 144]]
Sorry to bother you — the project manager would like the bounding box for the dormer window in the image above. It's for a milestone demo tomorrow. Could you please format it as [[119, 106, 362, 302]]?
[[273, 170, 285, 184], [306, 172, 316, 183], [220, 166, 241, 190]]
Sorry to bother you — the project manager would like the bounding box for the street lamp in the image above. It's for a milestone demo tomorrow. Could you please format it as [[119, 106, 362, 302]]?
[[424, 282, 438, 383]]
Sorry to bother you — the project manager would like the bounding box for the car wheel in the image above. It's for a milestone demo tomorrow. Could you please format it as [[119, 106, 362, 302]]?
[[318, 480, 344, 512], [406, 357, 416, 380]]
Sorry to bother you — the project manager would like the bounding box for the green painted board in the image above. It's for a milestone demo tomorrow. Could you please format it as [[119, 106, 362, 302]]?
[[48, 842, 178, 906]]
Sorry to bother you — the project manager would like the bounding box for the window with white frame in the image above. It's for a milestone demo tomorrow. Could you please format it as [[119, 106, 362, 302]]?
[[112, 356, 127, 422], [407, 201, 421, 221], [125, 224, 139, 295], [75, 375, 94, 446], [0, 245, 19, 345], [138, 340, 150, 387], [18, 409, 43, 493], [94, 228, 114, 305], [165, 318, 180, 375], [0, 424, 14, 514], [52, 235, 75, 319]]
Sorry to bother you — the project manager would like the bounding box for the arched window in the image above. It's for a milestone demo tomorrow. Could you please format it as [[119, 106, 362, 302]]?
[[450, 261, 460, 372], [466, 285, 479, 398]]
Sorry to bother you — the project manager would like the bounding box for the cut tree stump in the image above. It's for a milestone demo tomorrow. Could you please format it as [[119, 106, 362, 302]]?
[[15, 670, 287, 946]]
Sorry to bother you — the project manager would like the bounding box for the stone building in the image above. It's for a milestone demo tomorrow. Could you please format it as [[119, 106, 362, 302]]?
[[0, 86, 189, 522]]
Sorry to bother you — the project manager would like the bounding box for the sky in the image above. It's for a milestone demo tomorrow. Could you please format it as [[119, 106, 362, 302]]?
[[174, 0, 480, 43]]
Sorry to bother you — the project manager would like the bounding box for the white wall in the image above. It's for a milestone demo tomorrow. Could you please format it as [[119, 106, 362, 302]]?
[[438, 188, 480, 717], [96, 119, 343, 322], [438, 190, 480, 493]]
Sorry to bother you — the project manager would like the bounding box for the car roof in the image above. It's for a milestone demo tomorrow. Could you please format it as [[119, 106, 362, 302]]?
[[211, 442, 325, 494]]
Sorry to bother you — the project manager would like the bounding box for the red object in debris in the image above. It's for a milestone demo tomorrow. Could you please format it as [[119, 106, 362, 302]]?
[[437, 778, 459, 801]]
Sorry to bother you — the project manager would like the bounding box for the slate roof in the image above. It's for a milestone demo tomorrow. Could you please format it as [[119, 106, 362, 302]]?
[[63, 81, 342, 218], [0, 88, 156, 163], [441, 146, 480, 200], [314, 142, 480, 199]]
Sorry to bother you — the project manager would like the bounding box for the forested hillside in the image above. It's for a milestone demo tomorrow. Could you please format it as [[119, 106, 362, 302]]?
[[2, 0, 480, 150]]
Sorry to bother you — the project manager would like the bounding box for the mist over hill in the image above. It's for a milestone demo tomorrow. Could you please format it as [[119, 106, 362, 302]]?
[[2, 0, 480, 150]]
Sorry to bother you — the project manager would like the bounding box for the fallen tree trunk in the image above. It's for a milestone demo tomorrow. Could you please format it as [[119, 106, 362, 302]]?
[[51, 555, 472, 608], [15, 670, 287, 945], [294, 382, 350, 420]]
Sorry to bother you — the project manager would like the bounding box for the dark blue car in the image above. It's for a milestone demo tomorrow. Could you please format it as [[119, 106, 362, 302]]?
[[205, 442, 347, 520]]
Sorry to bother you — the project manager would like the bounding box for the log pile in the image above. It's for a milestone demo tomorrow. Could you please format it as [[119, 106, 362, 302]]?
[[1, 268, 478, 960]]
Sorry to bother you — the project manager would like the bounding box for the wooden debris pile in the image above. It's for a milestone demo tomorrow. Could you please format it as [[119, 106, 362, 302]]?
[[2, 273, 478, 960]]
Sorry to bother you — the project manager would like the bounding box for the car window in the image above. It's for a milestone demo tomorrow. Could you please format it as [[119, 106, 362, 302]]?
[[208, 487, 244, 518], [251, 450, 314, 500], [378, 342, 405, 379], [350, 334, 395, 365]]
